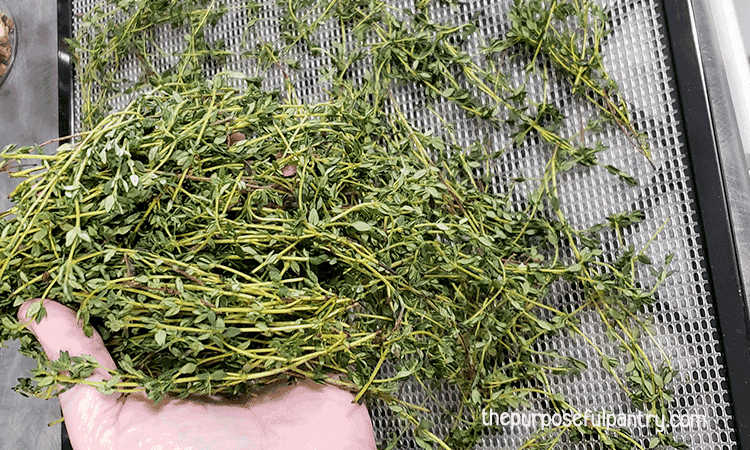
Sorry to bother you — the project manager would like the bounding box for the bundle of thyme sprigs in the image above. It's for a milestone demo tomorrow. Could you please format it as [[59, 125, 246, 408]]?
[[0, 0, 683, 449]]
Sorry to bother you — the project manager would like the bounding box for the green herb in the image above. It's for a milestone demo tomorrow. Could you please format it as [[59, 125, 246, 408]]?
[[0, 0, 682, 449], [502, 0, 652, 162], [69, 0, 230, 128]]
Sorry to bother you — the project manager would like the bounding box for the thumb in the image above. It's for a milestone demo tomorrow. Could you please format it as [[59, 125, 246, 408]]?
[[17, 299, 119, 413]]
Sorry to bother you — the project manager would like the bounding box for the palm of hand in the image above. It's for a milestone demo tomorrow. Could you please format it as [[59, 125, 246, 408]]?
[[19, 300, 377, 450]]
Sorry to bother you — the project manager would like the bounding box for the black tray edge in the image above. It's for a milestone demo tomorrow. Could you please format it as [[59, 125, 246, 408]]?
[[57, 3, 74, 449], [662, 0, 750, 447], [58, 0, 73, 142]]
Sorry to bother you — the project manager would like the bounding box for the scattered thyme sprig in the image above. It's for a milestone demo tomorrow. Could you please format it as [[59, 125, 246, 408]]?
[[500, 0, 652, 162], [69, 0, 230, 128]]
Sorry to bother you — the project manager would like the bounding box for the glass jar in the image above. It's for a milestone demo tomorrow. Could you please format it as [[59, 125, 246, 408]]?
[[0, 1, 16, 87]]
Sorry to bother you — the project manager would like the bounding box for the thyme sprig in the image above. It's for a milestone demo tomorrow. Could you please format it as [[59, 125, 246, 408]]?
[[501, 0, 652, 162]]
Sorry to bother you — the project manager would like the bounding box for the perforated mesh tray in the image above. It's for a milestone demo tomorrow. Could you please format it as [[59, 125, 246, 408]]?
[[59, 0, 749, 449]]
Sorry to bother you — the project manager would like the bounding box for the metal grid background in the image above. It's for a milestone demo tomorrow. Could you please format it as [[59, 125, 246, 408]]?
[[68, 0, 738, 448]]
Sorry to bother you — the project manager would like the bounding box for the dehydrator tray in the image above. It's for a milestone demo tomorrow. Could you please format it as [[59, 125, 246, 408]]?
[[46, 0, 750, 448]]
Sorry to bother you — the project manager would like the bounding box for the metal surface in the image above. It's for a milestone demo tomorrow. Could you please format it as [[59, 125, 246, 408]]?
[[692, 0, 750, 304], [688, 0, 750, 443], [0, 0, 64, 448]]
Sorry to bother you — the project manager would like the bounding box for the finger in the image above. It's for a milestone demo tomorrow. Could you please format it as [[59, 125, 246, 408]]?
[[17, 299, 118, 409]]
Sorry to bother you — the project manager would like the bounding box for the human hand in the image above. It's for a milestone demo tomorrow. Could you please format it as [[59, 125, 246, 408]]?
[[18, 299, 377, 450]]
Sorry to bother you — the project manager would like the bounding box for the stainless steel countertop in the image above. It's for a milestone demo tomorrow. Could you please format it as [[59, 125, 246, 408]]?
[[692, 0, 750, 315]]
